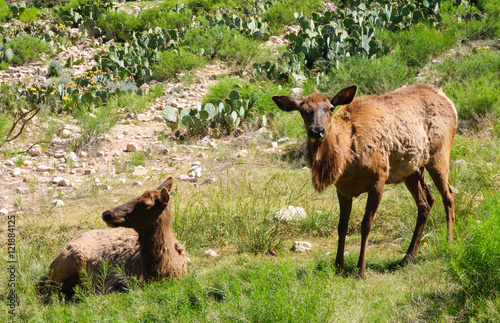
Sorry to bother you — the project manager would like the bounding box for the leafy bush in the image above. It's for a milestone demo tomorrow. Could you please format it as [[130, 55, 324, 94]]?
[[435, 50, 500, 119], [139, 6, 194, 30], [450, 194, 500, 297], [183, 26, 268, 66], [153, 47, 206, 81], [6, 35, 50, 65], [389, 26, 456, 68], [0, 0, 12, 22], [19, 7, 40, 23], [97, 10, 141, 41], [261, 0, 323, 35], [320, 55, 414, 95], [48, 60, 63, 77]]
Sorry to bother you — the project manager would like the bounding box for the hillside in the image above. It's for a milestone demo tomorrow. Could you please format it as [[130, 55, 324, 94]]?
[[0, 0, 499, 321]]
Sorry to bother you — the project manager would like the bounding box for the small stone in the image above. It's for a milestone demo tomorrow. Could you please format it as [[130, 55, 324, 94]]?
[[125, 143, 139, 152], [132, 181, 143, 186], [102, 185, 112, 190], [65, 152, 77, 162], [29, 145, 43, 156], [292, 241, 312, 252], [205, 249, 219, 257], [58, 178, 70, 187], [22, 160, 33, 167], [271, 142, 278, 148], [179, 175, 191, 181], [291, 87, 304, 98], [195, 152, 208, 159], [277, 137, 290, 144], [234, 150, 248, 158], [60, 129, 72, 138], [54, 150, 65, 158], [97, 151, 106, 157], [52, 199, 65, 207], [454, 159, 466, 166], [118, 178, 127, 184], [37, 165, 53, 172], [84, 169, 95, 175], [5, 160, 15, 167], [11, 168, 23, 177], [132, 166, 148, 176], [79, 151, 88, 158], [191, 161, 202, 167], [275, 205, 307, 221], [264, 148, 276, 154], [16, 187, 29, 194], [0, 209, 8, 216]]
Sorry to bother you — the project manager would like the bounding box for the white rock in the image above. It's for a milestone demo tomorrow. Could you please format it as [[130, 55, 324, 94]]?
[[79, 151, 88, 158], [277, 137, 290, 143], [16, 187, 28, 194], [0, 209, 8, 216], [454, 159, 466, 166], [52, 199, 65, 207], [234, 150, 248, 158], [5, 159, 15, 167], [54, 150, 65, 158], [97, 151, 106, 157], [118, 178, 127, 184], [60, 129, 72, 138], [264, 148, 276, 154], [132, 166, 148, 176], [132, 181, 143, 186], [22, 160, 33, 167], [65, 152, 77, 162], [179, 175, 191, 181], [125, 143, 139, 152], [191, 161, 202, 167], [196, 152, 208, 159], [84, 169, 95, 175], [29, 145, 43, 156], [275, 205, 307, 221], [37, 165, 53, 172], [271, 142, 278, 148], [102, 185, 112, 190], [205, 249, 219, 257], [58, 178, 70, 187], [293, 241, 312, 252]]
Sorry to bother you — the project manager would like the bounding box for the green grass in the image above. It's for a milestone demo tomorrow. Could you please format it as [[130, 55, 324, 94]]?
[[5, 35, 51, 66], [154, 47, 207, 81]]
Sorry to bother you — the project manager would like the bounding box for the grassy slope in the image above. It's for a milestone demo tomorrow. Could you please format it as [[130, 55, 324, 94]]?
[[1, 0, 500, 321]]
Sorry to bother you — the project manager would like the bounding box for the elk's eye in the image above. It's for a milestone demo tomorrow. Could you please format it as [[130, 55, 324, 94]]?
[[330, 106, 335, 113]]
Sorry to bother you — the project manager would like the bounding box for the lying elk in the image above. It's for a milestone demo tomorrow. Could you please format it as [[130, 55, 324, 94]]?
[[272, 84, 457, 277], [47, 177, 187, 297]]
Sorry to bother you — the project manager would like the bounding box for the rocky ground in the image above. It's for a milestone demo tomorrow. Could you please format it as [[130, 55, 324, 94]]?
[[0, 1, 343, 216]]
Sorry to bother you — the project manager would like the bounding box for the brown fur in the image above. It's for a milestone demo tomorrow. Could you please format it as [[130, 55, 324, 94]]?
[[48, 178, 187, 295], [273, 84, 457, 277]]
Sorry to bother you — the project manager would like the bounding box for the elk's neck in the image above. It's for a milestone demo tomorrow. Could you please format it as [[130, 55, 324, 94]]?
[[307, 124, 348, 192], [137, 206, 174, 280]]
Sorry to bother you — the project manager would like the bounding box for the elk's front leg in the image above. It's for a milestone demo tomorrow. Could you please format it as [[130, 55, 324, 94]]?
[[358, 184, 384, 278], [335, 191, 352, 274]]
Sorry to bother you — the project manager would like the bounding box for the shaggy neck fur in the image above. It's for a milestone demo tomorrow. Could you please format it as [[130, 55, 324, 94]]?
[[307, 124, 347, 192], [137, 204, 174, 280]]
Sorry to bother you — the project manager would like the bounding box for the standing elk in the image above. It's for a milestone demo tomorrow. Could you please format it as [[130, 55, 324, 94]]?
[[47, 177, 187, 297], [272, 84, 457, 277]]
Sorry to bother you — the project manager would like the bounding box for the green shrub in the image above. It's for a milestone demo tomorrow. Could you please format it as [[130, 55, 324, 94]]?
[[390, 26, 456, 69], [6, 35, 50, 65], [48, 60, 63, 77], [153, 48, 207, 81], [435, 50, 500, 120], [450, 194, 500, 297], [19, 7, 39, 23], [0, 61, 8, 70], [261, 0, 323, 35], [183, 26, 268, 66], [97, 10, 141, 41], [0, 0, 12, 22], [444, 77, 500, 120], [320, 55, 414, 95], [139, 6, 194, 30]]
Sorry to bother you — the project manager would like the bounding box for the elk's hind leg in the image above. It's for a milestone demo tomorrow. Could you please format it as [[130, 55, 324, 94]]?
[[403, 168, 435, 262], [426, 156, 455, 242]]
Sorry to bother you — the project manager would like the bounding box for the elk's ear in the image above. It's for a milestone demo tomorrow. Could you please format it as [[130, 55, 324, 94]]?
[[272, 95, 301, 112], [330, 85, 358, 106], [160, 187, 170, 205], [157, 177, 174, 192]]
